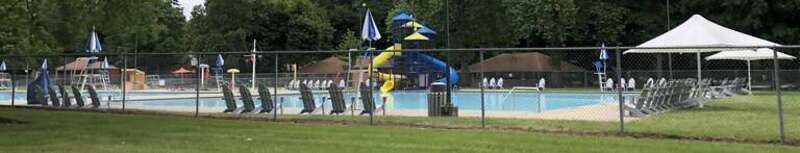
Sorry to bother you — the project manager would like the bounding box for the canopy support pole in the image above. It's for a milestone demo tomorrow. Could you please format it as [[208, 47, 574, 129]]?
[[696, 52, 702, 81], [747, 60, 752, 95]]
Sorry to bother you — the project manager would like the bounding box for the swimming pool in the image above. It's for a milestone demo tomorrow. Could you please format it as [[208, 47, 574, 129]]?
[[1, 90, 619, 112]]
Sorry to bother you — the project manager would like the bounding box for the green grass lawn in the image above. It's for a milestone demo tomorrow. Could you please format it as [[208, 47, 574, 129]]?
[[1, 108, 798, 153], [219, 91, 799, 143]]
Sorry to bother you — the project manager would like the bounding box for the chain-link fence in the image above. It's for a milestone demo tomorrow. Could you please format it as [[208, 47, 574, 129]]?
[[1, 46, 797, 144]]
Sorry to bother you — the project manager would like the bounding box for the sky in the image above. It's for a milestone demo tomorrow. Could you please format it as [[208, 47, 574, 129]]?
[[178, 0, 205, 20]]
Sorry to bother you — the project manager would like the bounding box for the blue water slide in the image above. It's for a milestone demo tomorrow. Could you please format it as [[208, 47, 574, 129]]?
[[411, 52, 459, 84]]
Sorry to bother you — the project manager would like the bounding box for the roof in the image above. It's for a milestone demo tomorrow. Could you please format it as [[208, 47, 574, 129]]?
[[55, 57, 119, 71], [467, 52, 587, 72], [625, 14, 781, 54], [172, 67, 193, 74], [299, 56, 348, 74], [705, 48, 796, 61]]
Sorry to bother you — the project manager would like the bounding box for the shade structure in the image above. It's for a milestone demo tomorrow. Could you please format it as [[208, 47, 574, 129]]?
[[417, 25, 437, 36], [404, 32, 429, 41], [391, 11, 414, 23], [624, 14, 781, 81], [402, 21, 423, 29], [705, 48, 796, 94], [361, 8, 382, 41], [226, 69, 240, 74]]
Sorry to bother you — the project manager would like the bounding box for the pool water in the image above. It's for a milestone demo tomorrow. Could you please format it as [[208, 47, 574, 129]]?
[[2, 90, 618, 112]]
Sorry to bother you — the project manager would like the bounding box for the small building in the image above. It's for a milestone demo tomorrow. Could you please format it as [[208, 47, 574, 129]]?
[[467, 52, 589, 87]]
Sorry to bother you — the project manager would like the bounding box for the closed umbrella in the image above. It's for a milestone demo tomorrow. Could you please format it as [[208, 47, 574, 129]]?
[[0, 61, 6, 72], [706, 48, 796, 94]]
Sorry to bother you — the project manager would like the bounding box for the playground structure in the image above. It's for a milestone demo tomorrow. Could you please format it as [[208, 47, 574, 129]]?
[[367, 10, 459, 95]]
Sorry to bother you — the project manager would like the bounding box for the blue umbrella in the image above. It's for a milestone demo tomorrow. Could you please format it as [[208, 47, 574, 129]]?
[[599, 43, 608, 60], [391, 9, 414, 23], [84, 27, 102, 54], [361, 8, 382, 41], [101, 57, 110, 69], [0, 60, 6, 71], [39, 59, 50, 96]]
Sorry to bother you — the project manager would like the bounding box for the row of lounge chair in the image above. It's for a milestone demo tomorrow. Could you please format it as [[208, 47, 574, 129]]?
[[222, 82, 381, 116], [708, 78, 749, 98], [481, 78, 504, 89], [286, 80, 345, 90], [625, 79, 708, 117], [31, 85, 101, 109]]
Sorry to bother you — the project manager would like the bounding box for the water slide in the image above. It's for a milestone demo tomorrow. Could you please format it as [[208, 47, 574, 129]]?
[[411, 52, 459, 84], [371, 44, 405, 94]]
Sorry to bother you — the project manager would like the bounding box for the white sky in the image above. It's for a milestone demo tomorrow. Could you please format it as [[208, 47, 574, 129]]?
[[178, 0, 205, 20]]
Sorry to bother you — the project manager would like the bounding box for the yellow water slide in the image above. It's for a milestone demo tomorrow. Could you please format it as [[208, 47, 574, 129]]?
[[371, 43, 405, 94]]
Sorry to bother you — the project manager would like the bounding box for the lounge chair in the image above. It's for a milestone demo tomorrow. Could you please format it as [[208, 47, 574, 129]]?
[[497, 78, 504, 89], [338, 79, 346, 89], [537, 78, 546, 91], [71, 85, 85, 107], [604, 78, 614, 91], [87, 85, 100, 109], [298, 83, 318, 114], [58, 85, 71, 107], [482, 78, 488, 88], [256, 83, 275, 113], [359, 83, 376, 115], [627, 78, 636, 91], [619, 78, 626, 91], [238, 84, 256, 113], [489, 78, 496, 89], [221, 85, 237, 113], [625, 85, 653, 117], [47, 86, 61, 107], [327, 82, 348, 115]]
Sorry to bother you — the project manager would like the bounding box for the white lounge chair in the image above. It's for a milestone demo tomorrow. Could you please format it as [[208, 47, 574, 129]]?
[[605, 78, 615, 91], [482, 78, 488, 88], [628, 78, 636, 91], [619, 78, 627, 91], [489, 78, 497, 89], [497, 78, 504, 89], [645, 78, 654, 88], [338, 79, 346, 89], [537, 78, 546, 90]]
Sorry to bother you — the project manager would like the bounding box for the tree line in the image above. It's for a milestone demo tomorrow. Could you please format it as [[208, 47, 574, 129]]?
[[2, 0, 799, 73]]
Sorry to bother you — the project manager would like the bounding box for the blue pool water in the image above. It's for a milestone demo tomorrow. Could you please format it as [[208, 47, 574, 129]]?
[[1, 90, 618, 112]]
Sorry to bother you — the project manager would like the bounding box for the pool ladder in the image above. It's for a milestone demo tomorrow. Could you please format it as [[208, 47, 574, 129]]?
[[500, 86, 544, 113]]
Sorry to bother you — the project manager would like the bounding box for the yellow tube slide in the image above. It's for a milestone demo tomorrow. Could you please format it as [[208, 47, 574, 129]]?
[[371, 43, 404, 94]]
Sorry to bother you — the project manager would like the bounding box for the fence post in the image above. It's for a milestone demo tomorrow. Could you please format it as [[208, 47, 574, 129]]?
[[195, 55, 201, 118], [122, 52, 127, 111], [772, 48, 785, 144], [616, 47, 625, 135], [10, 72, 15, 108], [382, 96, 386, 116], [351, 96, 356, 116], [480, 50, 486, 128], [273, 53, 279, 122]]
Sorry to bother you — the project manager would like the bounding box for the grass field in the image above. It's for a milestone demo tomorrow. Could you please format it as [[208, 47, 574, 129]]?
[[1, 107, 798, 153]]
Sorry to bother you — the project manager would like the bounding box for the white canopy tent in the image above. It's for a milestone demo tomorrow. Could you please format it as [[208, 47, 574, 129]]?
[[705, 48, 796, 94], [624, 14, 781, 81]]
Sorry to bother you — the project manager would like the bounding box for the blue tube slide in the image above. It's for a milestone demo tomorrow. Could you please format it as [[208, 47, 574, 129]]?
[[412, 52, 459, 85]]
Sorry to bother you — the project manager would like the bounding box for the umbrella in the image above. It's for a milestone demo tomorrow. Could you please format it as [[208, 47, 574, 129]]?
[[705, 48, 796, 93], [84, 27, 102, 54], [599, 43, 609, 60], [39, 59, 50, 97], [361, 8, 382, 41], [227, 69, 240, 88], [0, 61, 6, 71], [101, 57, 110, 70]]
